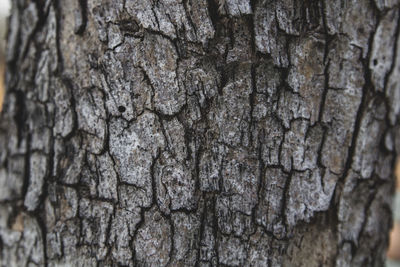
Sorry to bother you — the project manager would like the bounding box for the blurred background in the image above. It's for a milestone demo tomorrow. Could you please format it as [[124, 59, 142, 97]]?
[[0, 0, 9, 111], [0, 0, 398, 264]]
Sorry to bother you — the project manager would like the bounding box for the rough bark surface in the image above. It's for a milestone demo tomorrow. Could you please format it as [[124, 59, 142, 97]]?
[[1, 0, 400, 266]]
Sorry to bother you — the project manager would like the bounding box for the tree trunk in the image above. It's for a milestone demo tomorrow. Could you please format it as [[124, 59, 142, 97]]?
[[0, 0, 399, 266]]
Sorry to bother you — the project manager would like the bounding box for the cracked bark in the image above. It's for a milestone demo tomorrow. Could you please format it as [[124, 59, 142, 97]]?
[[0, 0, 400, 266]]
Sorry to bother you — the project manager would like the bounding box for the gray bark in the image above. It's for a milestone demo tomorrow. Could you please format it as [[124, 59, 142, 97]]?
[[0, 0, 399, 266]]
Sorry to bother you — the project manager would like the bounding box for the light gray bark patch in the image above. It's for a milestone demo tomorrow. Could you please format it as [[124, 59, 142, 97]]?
[[109, 209, 141, 264], [218, 0, 252, 17], [199, 142, 225, 192], [351, 99, 387, 179], [375, 151, 394, 180], [216, 195, 255, 236], [24, 152, 48, 211], [209, 64, 252, 146], [183, 95, 203, 128], [162, 117, 187, 161], [46, 227, 62, 260], [178, 58, 219, 110], [387, 31, 400, 125], [216, 148, 259, 236], [91, 7, 108, 43], [124, 1, 159, 34], [155, 151, 197, 214], [53, 79, 75, 138], [321, 38, 364, 175], [281, 120, 323, 172], [256, 167, 287, 238], [342, 0, 376, 58], [287, 35, 325, 125], [171, 212, 201, 266], [111, 246, 133, 266], [369, 9, 399, 91], [0, 213, 45, 266], [79, 198, 114, 260], [277, 90, 311, 129], [101, 43, 153, 120], [107, 23, 123, 49], [338, 171, 372, 245], [45, 5, 59, 73], [322, 0, 344, 35], [125, 0, 204, 42], [349, 182, 392, 266], [137, 34, 185, 115], [118, 184, 153, 210], [275, 0, 302, 35], [286, 169, 335, 228], [248, 228, 285, 266], [152, 0, 197, 41], [325, 0, 375, 57], [90, 1, 124, 44], [186, 0, 215, 44], [134, 207, 172, 267], [220, 149, 259, 215], [374, 0, 400, 10], [35, 51, 51, 103], [254, 0, 289, 67], [48, 247, 98, 266], [321, 89, 362, 174], [19, 2, 39, 61], [258, 117, 284, 166], [6, 4, 20, 62], [75, 87, 107, 154], [218, 235, 246, 266], [95, 153, 118, 201], [58, 219, 81, 259], [109, 112, 165, 186]]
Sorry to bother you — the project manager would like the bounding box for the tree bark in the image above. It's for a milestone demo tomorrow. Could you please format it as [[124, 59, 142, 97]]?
[[0, 0, 400, 266]]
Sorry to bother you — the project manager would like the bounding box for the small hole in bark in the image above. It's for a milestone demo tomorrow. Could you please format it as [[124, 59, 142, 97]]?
[[373, 59, 378, 66], [118, 106, 126, 113]]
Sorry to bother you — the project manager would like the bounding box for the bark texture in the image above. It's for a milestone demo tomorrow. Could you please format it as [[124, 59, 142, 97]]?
[[1, 0, 400, 266]]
